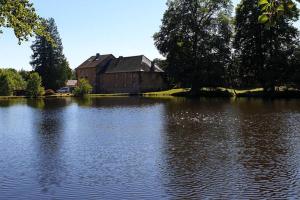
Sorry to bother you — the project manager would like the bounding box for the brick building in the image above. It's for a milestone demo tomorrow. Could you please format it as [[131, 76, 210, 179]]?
[[76, 53, 166, 94]]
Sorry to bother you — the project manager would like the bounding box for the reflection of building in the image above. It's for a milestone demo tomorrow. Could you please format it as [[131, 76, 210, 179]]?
[[76, 53, 166, 94]]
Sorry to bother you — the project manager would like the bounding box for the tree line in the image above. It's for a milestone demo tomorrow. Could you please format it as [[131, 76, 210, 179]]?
[[0, 17, 75, 97], [0, 68, 44, 97], [154, 0, 300, 93], [1, 0, 300, 96]]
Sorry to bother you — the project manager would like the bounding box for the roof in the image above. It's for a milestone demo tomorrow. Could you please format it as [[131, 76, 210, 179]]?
[[77, 54, 115, 69], [104, 55, 164, 74], [66, 80, 77, 87]]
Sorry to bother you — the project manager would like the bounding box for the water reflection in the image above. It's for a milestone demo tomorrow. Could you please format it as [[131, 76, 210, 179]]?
[[236, 100, 300, 198], [161, 99, 242, 199], [161, 98, 300, 199], [0, 97, 299, 199], [73, 97, 171, 108], [0, 99, 27, 107], [31, 98, 70, 194]]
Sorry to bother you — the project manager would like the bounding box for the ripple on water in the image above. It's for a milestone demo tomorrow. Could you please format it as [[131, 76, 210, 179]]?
[[0, 98, 300, 199]]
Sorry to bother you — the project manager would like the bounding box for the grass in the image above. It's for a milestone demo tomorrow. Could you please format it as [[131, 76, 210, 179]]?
[[143, 88, 189, 97], [88, 93, 130, 97]]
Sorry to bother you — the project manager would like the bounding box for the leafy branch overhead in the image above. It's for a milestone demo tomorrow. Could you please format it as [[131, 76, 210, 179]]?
[[0, 0, 53, 44], [258, 0, 299, 25]]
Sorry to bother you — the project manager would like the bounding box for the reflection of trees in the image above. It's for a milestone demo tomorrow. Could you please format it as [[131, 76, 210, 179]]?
[[27, 98, 72, 110], [73, 97, 172, 108], [32, 99, 68, 194], [236, 99, 298, 198], [0, 99, 26, 107], [27, 99, 45, 109], [0, 98, 72, 109], [160, 98, 300, 199], [161, 98, 243, 199]]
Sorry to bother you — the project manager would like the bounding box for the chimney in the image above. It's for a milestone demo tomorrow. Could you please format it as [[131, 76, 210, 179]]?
[[96, 53, 100, 59]]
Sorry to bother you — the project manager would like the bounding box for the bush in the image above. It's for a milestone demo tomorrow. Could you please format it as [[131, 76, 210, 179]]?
[[0, 73, 13, 96], [73, 79, 92, 97], [26, 73, 45, 97], [0, 68, 26, 96], [45, 89, 56, 96]]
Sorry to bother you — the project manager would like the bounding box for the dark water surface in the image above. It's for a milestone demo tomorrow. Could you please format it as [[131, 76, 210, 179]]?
[[0, 97, 300, 199]]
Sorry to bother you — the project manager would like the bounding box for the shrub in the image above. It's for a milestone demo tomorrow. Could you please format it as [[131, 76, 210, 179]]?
[[0, 68, 26, 96], [0, 73, 13, 96], [45, 89, 55, 96], [26, 73, 45, 97], [73, 79, 92, 97]]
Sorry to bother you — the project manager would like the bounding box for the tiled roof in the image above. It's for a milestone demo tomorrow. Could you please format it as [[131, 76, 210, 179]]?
[[76, 54, 164, 74], [77, 54, 115, 69], [104, 55, 164, 73]]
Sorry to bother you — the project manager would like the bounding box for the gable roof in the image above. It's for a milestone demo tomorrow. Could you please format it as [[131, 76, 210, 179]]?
[[77, 54, 115, 69], [104, 55, 164, 74]]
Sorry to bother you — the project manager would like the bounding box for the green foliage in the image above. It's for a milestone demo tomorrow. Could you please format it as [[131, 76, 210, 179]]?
[[0, 68, 26, 96], [290, 48, 300, 86], [0, 0, 53, 44], [30, 18, 72, 90], [26, 73, 45, 97], [258, 0, 299, 26], [232, 0, 299, 91], [154, 0, 232, 91], [70, 70, 77, 80], [18, 69, 31, 81], [73, 79, 92, 97], [153, 58, 168, 71]]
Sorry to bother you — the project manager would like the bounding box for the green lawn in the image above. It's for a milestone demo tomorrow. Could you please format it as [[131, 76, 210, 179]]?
[[143, 88, 189, 97]]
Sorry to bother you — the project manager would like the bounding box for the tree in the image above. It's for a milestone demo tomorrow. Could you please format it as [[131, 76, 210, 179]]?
[[0, 0, 52, 43], [18, 69, 32, 81], [258, 0, 299, 26], [153, 58, 168, 71], [154, 0, 232, 92], [233, 0, 299, 91], [26, 72, 45, 97], [30, 18, 71, 90], [290, 47, 300, 87], [73, 79, 92, 97], [0, 68, 26, 96]]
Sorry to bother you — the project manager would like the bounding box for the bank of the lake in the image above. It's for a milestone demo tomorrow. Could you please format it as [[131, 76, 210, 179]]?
[[1, 87, 300, 99]]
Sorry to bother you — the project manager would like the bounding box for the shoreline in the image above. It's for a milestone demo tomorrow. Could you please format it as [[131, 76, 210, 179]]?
[[1, 88, 300, 99]]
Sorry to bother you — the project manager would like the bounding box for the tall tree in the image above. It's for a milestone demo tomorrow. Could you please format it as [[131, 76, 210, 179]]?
[[30, 18, 71, 90], [233, 0, 299, 91], [154, 0, 232, 92], [0, 0, 52, 43]]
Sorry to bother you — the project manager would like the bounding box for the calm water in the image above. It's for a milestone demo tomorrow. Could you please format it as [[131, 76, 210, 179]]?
[[0, 97, 300, 199]]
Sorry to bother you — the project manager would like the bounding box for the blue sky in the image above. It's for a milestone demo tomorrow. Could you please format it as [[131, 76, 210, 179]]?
[[0, 0, 298, 70]]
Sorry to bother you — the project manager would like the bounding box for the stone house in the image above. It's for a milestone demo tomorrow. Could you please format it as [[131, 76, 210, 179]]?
[[76, 53, 166, 93]]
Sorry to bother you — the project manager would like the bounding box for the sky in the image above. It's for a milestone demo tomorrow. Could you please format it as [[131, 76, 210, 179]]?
[[0, 0, 298, 70]]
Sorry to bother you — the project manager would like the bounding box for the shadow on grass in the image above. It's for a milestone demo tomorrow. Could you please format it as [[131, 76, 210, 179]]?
[[236, 90, 300, 99]]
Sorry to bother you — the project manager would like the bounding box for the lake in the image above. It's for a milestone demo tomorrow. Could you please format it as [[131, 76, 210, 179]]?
[[0, 97, 300, 199]]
